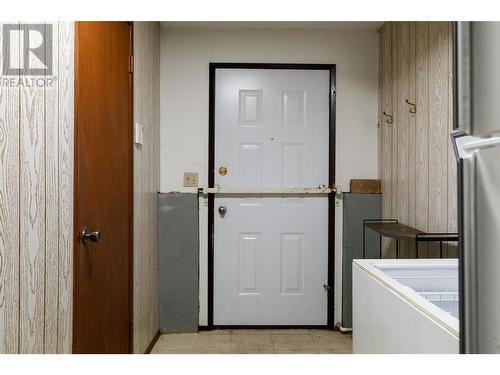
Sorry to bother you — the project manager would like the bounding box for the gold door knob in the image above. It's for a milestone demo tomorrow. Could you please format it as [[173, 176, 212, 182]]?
[[218, 166, 228, 176]]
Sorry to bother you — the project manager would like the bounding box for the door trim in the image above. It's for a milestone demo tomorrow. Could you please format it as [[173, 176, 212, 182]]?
[[73, 21, 134, 353], [207, 62, 337, 329]]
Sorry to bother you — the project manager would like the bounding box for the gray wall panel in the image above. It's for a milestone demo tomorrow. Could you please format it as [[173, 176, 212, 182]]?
[[158, 193, 199, 332], [342, 193, 381, 328]]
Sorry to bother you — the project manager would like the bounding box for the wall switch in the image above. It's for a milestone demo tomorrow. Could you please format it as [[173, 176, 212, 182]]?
[[183, 172, 199, 187], [134, 122, 144, 145]]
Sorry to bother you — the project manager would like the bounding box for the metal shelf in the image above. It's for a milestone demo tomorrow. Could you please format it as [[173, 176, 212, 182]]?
[[363, 219, 459, 259]]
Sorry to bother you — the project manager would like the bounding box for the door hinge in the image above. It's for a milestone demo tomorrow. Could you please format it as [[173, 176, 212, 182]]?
[[323, 284, 331, 291], [128, 55, 134, 73]]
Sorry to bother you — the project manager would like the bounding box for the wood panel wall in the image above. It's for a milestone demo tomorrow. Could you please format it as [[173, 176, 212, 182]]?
[[0, 22, 74, 353], [133, 22, 160, 354], [378, 22, 457, 258]]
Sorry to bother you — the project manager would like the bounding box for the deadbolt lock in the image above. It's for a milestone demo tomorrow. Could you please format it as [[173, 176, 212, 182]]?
[[218, 166, 228, 176]]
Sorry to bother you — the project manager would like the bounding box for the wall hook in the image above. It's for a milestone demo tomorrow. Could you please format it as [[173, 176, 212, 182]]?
[[382, 111, 393, 124], [405, 99, 417, 114]]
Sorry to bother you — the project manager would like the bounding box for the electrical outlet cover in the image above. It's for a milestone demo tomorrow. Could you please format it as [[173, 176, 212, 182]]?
[[183, 172, 199, 187]]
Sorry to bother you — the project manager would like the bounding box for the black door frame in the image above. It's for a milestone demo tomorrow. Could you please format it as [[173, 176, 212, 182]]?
[[207, 62, 336, 329]]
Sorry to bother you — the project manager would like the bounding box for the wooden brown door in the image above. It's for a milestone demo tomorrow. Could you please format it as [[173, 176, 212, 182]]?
[[74, 22, 133, 354]]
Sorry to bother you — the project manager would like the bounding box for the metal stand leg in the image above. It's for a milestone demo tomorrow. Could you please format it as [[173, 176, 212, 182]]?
[[396, 238, 400, 259], [379, 235, 382, 259], [362, 219, 399, 260], [362, 222, 366, 259]]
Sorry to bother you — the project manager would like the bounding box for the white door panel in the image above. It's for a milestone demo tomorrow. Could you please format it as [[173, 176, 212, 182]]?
[[214, 196, 328, 325], [214, 68, 330, 325], [215, 69, 330, 188]]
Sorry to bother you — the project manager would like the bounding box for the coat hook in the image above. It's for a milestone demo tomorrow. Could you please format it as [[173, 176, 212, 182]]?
[[405, 99, 416, 114], [382, 111, 393, 124]]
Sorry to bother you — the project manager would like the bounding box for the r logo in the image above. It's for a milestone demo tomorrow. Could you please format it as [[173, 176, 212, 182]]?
[[2, 24, 52, 76]]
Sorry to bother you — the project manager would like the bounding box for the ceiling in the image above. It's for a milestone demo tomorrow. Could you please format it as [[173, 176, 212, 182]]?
[[160, 21, 384, 31]]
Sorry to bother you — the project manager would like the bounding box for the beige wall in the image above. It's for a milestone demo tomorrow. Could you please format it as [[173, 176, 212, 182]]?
[[0, 22, 74, 354], [133, 21, 161, 353], [378, 22, 457, 258], [160, 27, 380, 193]]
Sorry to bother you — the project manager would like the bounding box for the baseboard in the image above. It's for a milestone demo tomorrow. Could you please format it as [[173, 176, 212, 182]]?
[[144, 330, 161, 354]]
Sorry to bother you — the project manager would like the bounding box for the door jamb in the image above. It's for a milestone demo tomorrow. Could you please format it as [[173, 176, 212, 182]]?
[[207, 62, 337, 329]]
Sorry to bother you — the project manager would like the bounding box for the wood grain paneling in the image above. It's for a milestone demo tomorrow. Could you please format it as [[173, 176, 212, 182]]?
[[378, 30, 383, 182], [0, 21, 20, 354], [391, 23, 399, 229], [133, 21, 160, 354], [57, 22, 74, 354], [44, 22, 59, 353], [378, 22, 456, 259], [379, 23, 393, 257], [407, 22, 417, 231], [0, 22, 74, 354], [447, 22, 458, 258], [415, 22, 430, 258], [19, 21, 47, 353], [428, 22, 450, 257], [396, 22, 410, 257]]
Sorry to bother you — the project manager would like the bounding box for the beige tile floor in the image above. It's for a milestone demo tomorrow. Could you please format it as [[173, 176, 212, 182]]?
[[151, 329, 352, 354]]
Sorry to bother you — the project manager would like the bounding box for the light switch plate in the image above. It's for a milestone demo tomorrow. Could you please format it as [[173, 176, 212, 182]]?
[[183, 172, 199, 187], [134, 122, 144, 145]]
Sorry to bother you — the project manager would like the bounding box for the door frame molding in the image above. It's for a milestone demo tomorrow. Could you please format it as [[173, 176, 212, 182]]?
[[207, 62, 337, 329], [73, 21, 134, 353]]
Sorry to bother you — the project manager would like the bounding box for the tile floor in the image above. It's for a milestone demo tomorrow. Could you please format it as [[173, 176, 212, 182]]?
[[150, 329, 352, 354]]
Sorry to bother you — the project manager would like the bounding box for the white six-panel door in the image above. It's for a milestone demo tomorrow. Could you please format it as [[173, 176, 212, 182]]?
[[214, 68, 330, 325]]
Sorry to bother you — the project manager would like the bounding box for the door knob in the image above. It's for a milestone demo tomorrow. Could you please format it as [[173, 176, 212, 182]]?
[[218, 166, 228, 176], [81, 227, 101, 245], [218, 206, 227, 217]]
